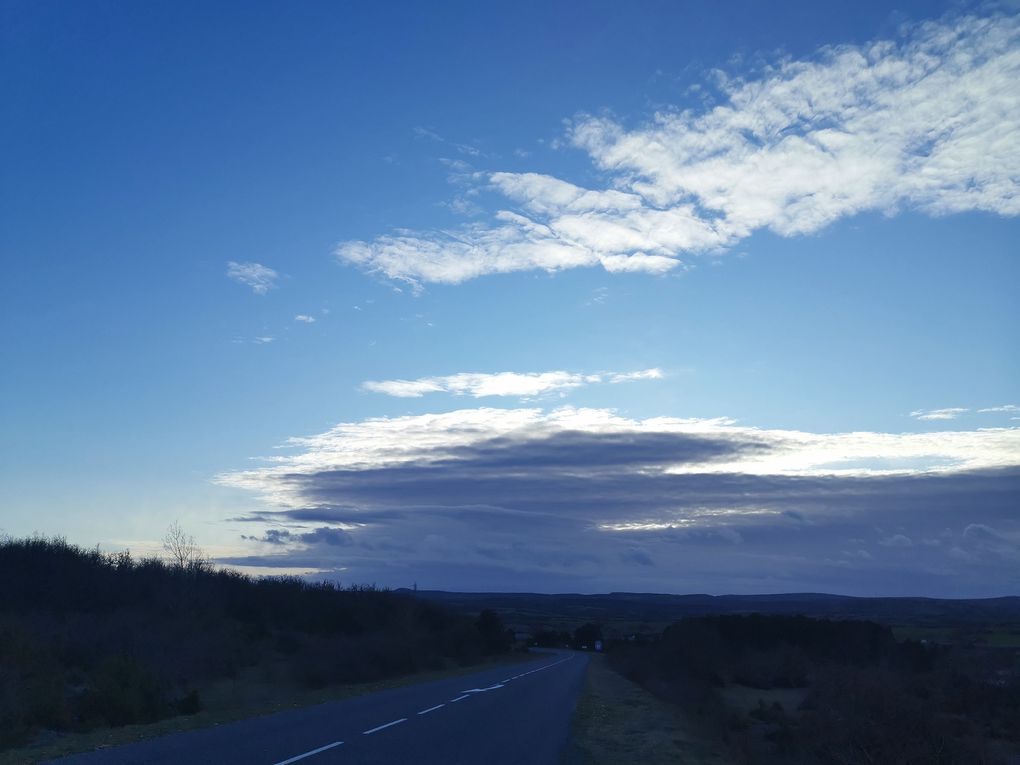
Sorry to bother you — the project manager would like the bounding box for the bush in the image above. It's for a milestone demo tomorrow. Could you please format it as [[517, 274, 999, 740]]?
[[174, 689, 202, 716], [476, 610, 512, 653], [82, 656, 168, 727]]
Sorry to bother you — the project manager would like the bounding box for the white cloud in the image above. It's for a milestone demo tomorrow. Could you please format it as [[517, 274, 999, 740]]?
[[489, 172, 644, 216], [605, 369, 664, 384], [294, 315, 316, 323], [336, 13, 1020, 286], [978, 404, 1020, 413], [227, 261, 279, 295], [413, 126, 443, 142], [361, 368, 663, 398], [879, 534, 914, 547], [910, 407, 968, 420]]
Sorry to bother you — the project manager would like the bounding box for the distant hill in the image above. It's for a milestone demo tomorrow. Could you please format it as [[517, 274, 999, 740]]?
[[397, 589, 1020, 630]]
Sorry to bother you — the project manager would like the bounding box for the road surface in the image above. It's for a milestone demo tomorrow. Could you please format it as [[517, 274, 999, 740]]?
[[49, 650, 589, 765]]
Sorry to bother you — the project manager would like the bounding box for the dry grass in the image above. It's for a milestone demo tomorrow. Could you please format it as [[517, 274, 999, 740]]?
[[570, 654, 732, 765], [2, 652, 539, 765]]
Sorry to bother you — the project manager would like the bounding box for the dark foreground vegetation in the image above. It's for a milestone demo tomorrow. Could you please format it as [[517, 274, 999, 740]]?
[[608, 614, 1020, 764], [0, 536, 511, 751]]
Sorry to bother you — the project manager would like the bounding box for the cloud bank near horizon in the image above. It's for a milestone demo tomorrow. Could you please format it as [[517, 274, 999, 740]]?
[[335, 13, 1020, 287], [216, 407, 1020, 595], [361, 368, 663, 398]]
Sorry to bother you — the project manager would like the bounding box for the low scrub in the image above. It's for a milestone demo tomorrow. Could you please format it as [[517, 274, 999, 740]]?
[[608, 614, 1020, 764]]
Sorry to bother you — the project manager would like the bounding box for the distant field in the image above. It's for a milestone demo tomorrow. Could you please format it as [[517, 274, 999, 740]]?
[[409, 589, 1020, 644], [892, 623, 1020, 647]]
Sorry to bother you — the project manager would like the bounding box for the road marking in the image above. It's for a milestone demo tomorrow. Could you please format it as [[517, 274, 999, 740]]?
[[521, 656, 572, 676], [272, 741, 343, 765], [504, 656, 572, 684], [362, 718, 407, 735], [459, 683, 504, 694], [272, 655, 573, 764]]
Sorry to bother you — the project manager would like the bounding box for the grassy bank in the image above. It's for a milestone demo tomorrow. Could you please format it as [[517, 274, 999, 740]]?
[[570, 653, 730, 765]]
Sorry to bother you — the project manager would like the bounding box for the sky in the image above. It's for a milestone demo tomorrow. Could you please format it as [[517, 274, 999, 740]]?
[[2, 0, 1018, 597]]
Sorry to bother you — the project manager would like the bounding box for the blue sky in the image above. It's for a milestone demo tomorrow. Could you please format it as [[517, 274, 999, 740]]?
[[2, 1, 1018, 596]]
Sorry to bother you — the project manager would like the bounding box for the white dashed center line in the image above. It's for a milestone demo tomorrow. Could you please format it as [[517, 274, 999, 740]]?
[[459, 683, 504, 694], [272, 654, 576, 763], [362, 718, 407, 735], [272, 740, 343, 765]]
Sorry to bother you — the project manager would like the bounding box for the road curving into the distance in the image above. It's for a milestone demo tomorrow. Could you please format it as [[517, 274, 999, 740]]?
[[49, 650, 590, 765]]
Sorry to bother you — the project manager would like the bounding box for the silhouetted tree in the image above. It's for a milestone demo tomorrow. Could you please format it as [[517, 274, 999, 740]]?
[[162, 521, 208, 570]]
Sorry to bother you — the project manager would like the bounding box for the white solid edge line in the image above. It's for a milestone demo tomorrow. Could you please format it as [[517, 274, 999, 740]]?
[[450, 694, 470, 702], [362, 718, 407, 735], [418, 703, 445, 715], [272, 740, 343, 765]]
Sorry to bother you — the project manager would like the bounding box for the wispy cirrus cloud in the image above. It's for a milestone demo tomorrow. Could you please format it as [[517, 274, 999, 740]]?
[[336, 13, 1020, 287], [216, 407, 1020, 594], [361, 368, 663, 398], [226, 261, 279, 295], [979, 404, 1020, 413], [910, 407, 969, 421]]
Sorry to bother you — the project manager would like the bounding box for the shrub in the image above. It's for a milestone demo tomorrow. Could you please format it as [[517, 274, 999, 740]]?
[[82, 656, 168, 727]]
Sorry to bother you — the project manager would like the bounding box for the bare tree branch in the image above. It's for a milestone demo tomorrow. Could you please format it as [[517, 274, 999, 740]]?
[[162, 521, 207, 570]]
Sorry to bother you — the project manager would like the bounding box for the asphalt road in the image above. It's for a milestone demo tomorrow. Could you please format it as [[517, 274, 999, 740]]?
[[49, 650, 590, 765]]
